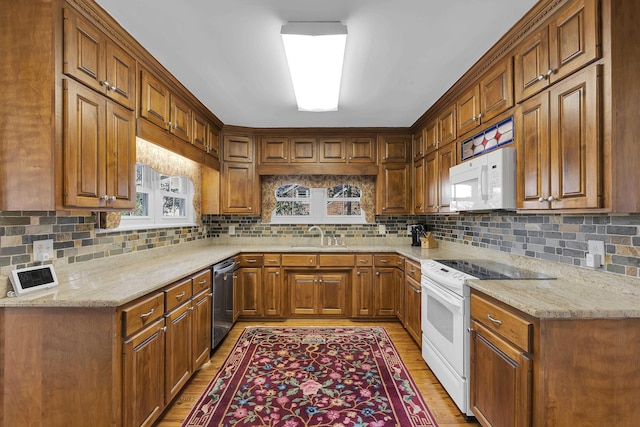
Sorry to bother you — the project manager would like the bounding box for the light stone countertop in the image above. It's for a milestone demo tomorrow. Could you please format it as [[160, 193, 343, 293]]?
[[1, 238, 639, 319]]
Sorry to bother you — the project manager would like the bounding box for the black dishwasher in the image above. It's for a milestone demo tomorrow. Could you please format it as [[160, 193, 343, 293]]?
[[212, 258, 235, 350]]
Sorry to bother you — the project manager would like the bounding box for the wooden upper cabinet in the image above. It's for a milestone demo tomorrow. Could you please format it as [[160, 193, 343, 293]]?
[[438, 105, 456, 145], [169, 94, 191, 143], [221, 162, 257, 213], [413, 157, 425, 214], [260, 137, 289, 163], [379, 135, 411, 163], [424, 120, 439, 156], [319, 138, 346, 163], [140, 69, 171, 130], [290, 138, 317, 162], [413, 128, 426, 161], [192, 112, 208, 153], [456, 84, 481, 136], [437, 141, 457, 213], [208, 124, 220, 159], [424, 151, 439, 213], [223, 133, 254, 162], [347, 136, 376, 163], [63, 79, 135, 210], [480, 56, 514, 123], [377, 163, 411, 214], [63, 7, 135, 110], [515, 0, 599, 102]]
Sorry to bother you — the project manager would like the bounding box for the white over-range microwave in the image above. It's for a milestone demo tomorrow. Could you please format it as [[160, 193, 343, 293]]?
[[449, 146, 516, 212]]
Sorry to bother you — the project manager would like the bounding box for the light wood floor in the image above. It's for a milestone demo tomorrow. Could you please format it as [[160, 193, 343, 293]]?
[[154, 319, 480, 427]]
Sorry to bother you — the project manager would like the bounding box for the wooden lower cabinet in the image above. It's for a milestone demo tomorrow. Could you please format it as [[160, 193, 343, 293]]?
[[404, 275, 422, 345], [237, 267, 263, 316], [123, 318, 166, 427], [288, 272, 348, 316], [164, 302, 192, 404], [352, 266, 374, 317], [374, 267, 397, 317], [263, 266, 283, 316], [192, 289, 213, 369]]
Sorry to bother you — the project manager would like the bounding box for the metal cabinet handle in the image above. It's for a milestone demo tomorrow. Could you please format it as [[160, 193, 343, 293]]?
[[357, 271, 361, 276], [359, 259, 369, 263], [487, 314, 502, 326], [275, 271, 279, 276], [198, 279, 207, 285], [413, 287, 421, 294], [546, 68, 554, 76], [162, 326, 167, 332], [267, 259, 277, 263], [101, 80, 110, 87], [175, 291, 186, 300], [538, 197, 546, 202], [247, 259, 257, 263], [409, 269, 416, 273], [101, 195, 109, 201], [140, 308, 154, 319], [376, 272, 380, 276], [109, 196, 116, 202], [547, 196, 556, 202], [379, 259, 389, 263], [536, 74, 546, 81]]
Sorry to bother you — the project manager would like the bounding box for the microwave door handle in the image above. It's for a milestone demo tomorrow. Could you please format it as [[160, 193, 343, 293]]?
[[480, 165, 489, 201]]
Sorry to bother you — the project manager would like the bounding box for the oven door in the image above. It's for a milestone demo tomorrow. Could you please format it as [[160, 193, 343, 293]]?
[[421, 276, 466, 377]]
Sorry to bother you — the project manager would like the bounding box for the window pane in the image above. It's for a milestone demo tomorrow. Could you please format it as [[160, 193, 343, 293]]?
[[326, 200, 361, 216], [135, 164, 144, 186], [275, 201, 310, 216], [160, 175, 185, 194], [327, 184, 361, 198], [163, 196, 185, 217], [276, 184, 309, 199], [122, 193, 148, 216]]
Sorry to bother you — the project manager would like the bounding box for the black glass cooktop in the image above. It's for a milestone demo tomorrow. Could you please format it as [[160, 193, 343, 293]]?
[[434, 259, 555, 280]]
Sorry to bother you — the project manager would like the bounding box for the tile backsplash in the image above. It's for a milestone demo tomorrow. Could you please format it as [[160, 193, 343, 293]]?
[[2, 210, 640, 279]]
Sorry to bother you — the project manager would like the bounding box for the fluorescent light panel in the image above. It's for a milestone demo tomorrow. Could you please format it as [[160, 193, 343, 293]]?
[[281, 22, 347, 112]]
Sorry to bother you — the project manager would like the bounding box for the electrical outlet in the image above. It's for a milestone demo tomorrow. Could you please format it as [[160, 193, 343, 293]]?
[[407, 225, 412, 235], [229, 225, 235, 235], [587, 240, 605, 266], [33, 239, 54, 262], [378, 224, 386, 235]]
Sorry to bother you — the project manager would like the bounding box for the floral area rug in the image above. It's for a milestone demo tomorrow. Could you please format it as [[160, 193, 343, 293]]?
[[182, 326, 438, 427]]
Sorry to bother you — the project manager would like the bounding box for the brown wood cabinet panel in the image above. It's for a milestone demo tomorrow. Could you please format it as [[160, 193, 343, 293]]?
[[480, 56, 514, 123], [122, 292, 165, 338], [192, 112, 208, 153], [237, 267, 262, 316], [380, 134, 411, 163], [223, 134, 254, 162], [319, 254, 355, 267], [404, 275, 422, 345], [170, 94, 191, 142], [282, 254, 318, 267], [164, 302, 192, 403], [221, 162, 257, 214], [140, 68, 171, 130], [355, 254, 373, 266], [191, 289, 212, 369], [405, 259, 421, 283], [106, 100, 136, 209], [318, 273, 348, 316], [437, 141, 457, 213], [347, 136, 376, 163], [413, 127, 426, 161], [378, 163, 411, 214], [352, 267, 373, 317], [425, 119, 440, 155], [439, 105, 457, 145], [549, 65, 601, 209], [470, 321, 532, 427], [424, 151, 438, 213], [238, 254, 264, 267], [373, 268, 396, 317], [63, 8, 105, 94], [290, 138, 317, 162], [456, 84, 481, 137], [413, 158, 425, 213], [165, 278, 192, 313], [208, 124, 220, 159], [319, 138, 346, 163], [471, 293, 532, 352], [517, 91, 551, 209], [261, 137, 289, 163], [515, 27, 551, 102], [104, 40, 136, 110], [263, 267, 283, 317], [289, 273, 318, 315], [192, 269, 212, 295], [123, 318, 166, 427]]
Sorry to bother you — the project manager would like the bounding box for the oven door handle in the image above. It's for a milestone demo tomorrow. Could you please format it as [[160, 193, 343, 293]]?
[[423, 280, 464, 314]]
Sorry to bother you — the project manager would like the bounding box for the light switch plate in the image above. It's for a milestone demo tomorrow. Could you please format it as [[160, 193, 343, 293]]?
[[378, 224, 386, 235], [229, 225, 235, 235], [587, 240, 605, 266], [33, 239, 54, 262]]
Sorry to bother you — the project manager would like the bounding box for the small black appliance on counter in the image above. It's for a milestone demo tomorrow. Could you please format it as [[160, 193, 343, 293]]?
[[410, 224, 428, 246]]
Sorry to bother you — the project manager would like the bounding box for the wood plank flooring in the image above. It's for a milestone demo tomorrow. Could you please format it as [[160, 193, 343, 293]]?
[[154, 319, 480, 427]]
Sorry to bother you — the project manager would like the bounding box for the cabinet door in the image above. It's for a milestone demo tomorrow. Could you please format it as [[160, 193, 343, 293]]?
[[192, 289, 212, 369], [352, 267, 373, 317], [192, 112, 208, 153], [548, 0, 599, 84], [223, 134, 253, 162], [106, 100, 136, 209], [290, 138, 317, 163], [549, 65, 600, 209], [470, 321, 532, 427], [516, 92, 551, 210], [437, 141, 457, 213], [424, 119, 439, 155], [104, 41, 136, 110], [232, 271, 241, 321], [439, 105, 457, 145], [122, 318, 165, 427], [374, 268, 396, 317], [319, 138, 346, 163], [480, 56, 514, 123], [289, 273, 318, 315], [412, 129, 425, 161], [63, 8, 106, 95], [347, 136, 376, 163], [424, 151, 439, 213], [318, 273, 347, 316], [263, 267, 282, 317], [63, 79, 106, 208], [404, 276, 422, 345], [221, 162, 257, 214], [378, 163, 411, 214], [140, 69, 171, 130], [208, 124, 220, 159], [380, 135, 411, 163], [170, 94, 191, 142], [261, 137, 289, 163], [165, 303, 192, 403], [514, 27, 550, 102], [456, 84, 481, 136], [237, 267, 262, 316], [413, 158, 425, 214]]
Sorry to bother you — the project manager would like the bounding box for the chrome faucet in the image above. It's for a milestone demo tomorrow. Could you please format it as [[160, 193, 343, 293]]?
[[308, 225, 325, 246]]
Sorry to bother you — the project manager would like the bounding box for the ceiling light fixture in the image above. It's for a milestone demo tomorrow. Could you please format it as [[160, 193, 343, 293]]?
[[281, 21, 347, 112]]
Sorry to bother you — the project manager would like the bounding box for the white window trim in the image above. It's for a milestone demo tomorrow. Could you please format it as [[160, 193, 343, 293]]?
[[271, 187, 367, 225]]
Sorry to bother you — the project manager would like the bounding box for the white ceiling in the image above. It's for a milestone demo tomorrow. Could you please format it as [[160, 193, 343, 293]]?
[[95, 0, 538, 128]]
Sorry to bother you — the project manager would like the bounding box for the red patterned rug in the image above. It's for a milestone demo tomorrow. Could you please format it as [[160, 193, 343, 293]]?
[[182, 326, 438, 427]]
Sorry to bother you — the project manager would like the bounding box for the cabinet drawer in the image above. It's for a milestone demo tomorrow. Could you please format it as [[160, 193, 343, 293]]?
[[165, 278, 193, 312], [238, 254, 264, 267], [471, 293, 532, 352], [192, 269, 212, 294], [319, 254, 354, 267], [264, 253, 281, 266], [373, 254, 398, 267], [405, 259, 421, 282], [282, 254, 318, 267], [122, 292, 165, 337], [355, 254, 373, 266]]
